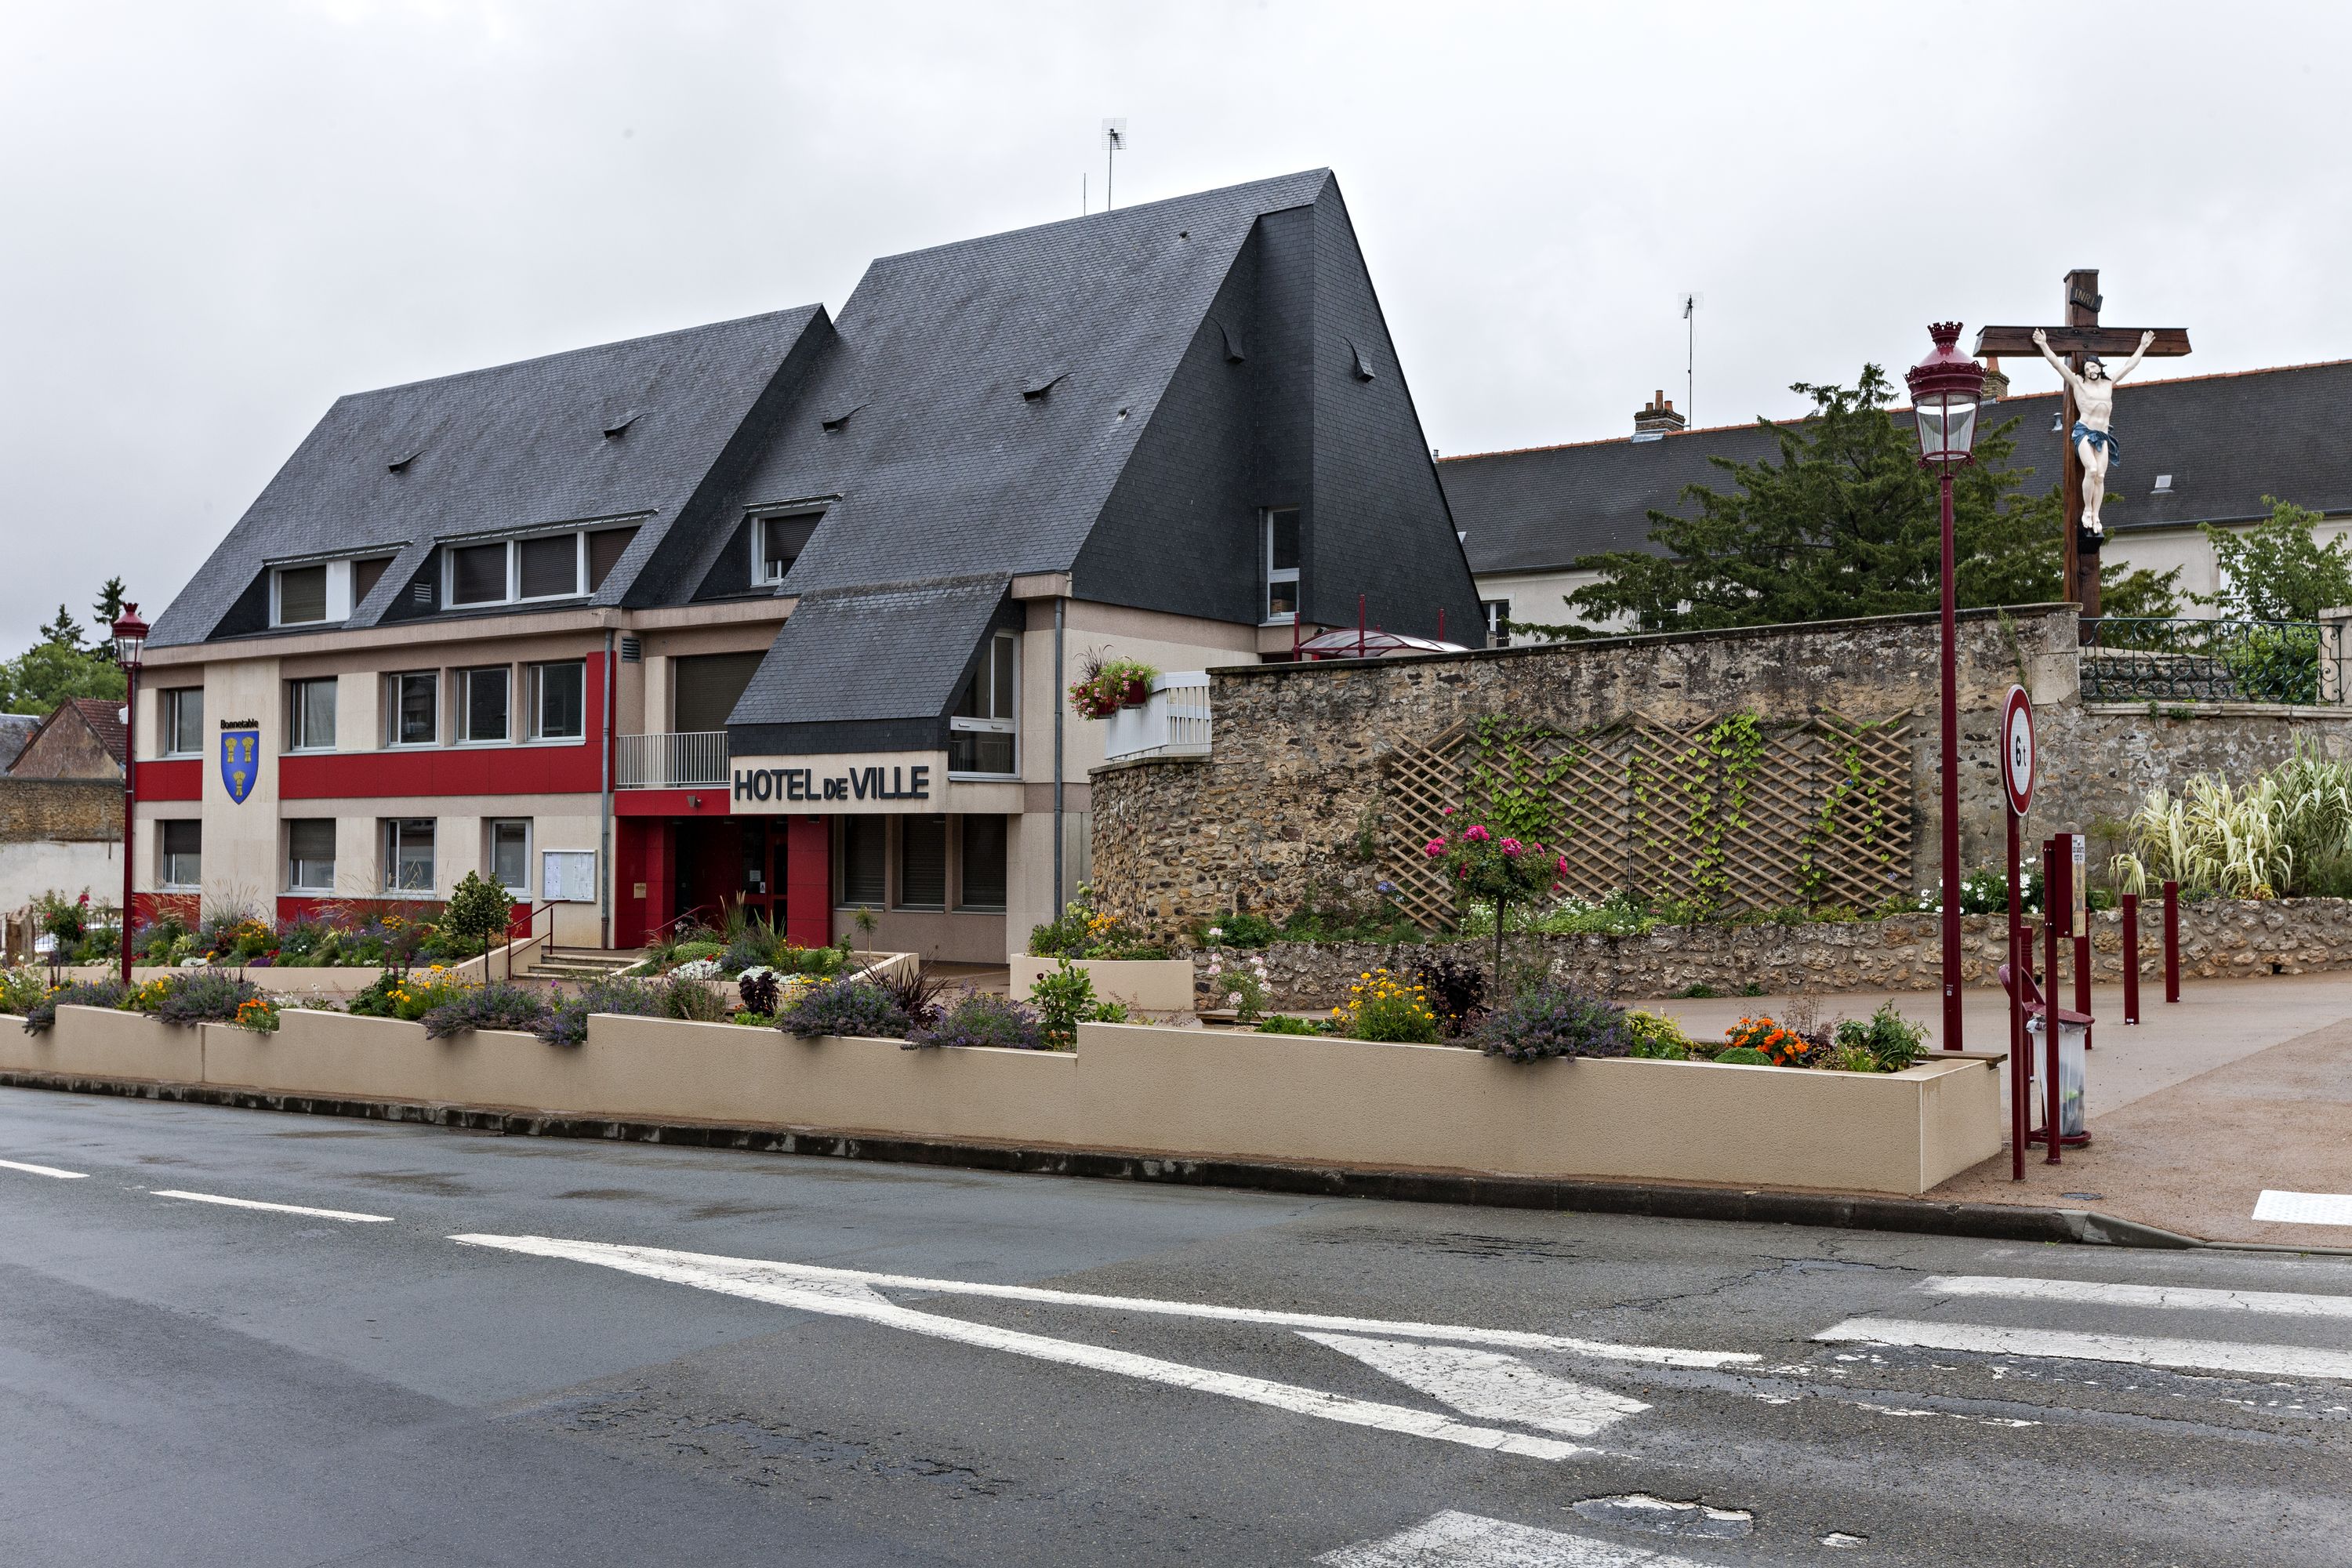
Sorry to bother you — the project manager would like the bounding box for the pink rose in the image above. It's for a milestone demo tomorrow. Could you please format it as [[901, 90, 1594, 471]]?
[[1439, 806, 1455, 816], [1499, 838, 1523, 856], [1556, 855, 1569, 874], [1424, 839, 1446, 858], [1465, 825, 1491, 843]]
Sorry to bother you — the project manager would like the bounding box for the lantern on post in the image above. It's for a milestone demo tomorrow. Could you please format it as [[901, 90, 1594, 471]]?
[[1905, 325, 1987, 1054], [110, 604, 149, 985]]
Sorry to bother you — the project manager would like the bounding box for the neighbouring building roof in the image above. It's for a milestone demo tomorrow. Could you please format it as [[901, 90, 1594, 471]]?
[[6, 697, 127, 779], [0, 714, 38, 770], [1444, 358, 2352, 578]]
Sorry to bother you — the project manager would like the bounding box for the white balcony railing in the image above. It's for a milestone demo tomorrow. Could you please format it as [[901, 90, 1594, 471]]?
[[617, 730, 730, 789], [1103, 673, 1211, 764]]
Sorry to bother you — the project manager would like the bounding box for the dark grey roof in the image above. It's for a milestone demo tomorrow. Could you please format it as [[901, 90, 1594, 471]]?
[[726, 169, 1335, 597], [1445, 358, 2352, 575], [726, 579, 1006, 754], [151, 307, 826, 646], [0, 713, 38, 768]]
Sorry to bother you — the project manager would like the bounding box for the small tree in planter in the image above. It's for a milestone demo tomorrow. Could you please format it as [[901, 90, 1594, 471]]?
[[1425, 811, 1567, 978], [443, 871, 513, 968]]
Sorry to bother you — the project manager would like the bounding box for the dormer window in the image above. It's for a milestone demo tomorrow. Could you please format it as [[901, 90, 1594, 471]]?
[[276, 565, 329, 625], [270, 557, 387, 628], [753, 513, 821, 586], [441, 528, 620, 608], [948, 630, 1017, 777]]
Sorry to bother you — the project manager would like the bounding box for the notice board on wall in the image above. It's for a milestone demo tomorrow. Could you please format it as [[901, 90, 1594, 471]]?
[[543, 851, 598, 903]]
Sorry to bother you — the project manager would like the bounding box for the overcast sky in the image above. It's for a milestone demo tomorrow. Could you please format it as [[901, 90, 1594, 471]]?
[[5, 1, 2346, 649]]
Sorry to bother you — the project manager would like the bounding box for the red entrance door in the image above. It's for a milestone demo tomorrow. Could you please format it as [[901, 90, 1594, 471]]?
[[739, 818, 790, 927]]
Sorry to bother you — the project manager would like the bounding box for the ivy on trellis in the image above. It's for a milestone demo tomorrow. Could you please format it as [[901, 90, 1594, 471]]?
[[1380, 710, 1913, 931]]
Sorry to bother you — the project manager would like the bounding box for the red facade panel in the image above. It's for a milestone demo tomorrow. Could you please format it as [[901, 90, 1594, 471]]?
[[139, 760, 203, 801]]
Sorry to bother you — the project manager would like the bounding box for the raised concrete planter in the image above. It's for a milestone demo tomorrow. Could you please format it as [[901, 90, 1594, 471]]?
[[1010, 956, 1195, 1011], [4, 1007, 2002, 1197]]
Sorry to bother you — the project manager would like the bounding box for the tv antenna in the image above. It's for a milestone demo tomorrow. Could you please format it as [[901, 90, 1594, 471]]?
[[1101, 118, 1128, 209], [1679, 292, 1704, 428]]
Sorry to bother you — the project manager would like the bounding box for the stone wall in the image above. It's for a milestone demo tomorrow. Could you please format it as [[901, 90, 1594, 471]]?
[[1189, 898, 2352, 1011], [1093, 603, 2352, 942], [0, 779, 121, 842]]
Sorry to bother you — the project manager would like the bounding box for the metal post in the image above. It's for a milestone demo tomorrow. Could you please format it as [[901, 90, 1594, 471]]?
[[2044, 836, 2068, 1166], [2162, 880, 2180, 1003], [599, 627, 614, 952], [2007, 806, 2024, 1181], [2122, 893, 2140, 1024], [118, 661, 139, 985], [1938, 469, 1962, 1050], [1051, 597, 1066, 913], [2074, 928, 2092, 1051]]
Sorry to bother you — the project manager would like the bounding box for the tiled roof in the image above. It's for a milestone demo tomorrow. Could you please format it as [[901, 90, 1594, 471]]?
[[69, 697, 126, 766]]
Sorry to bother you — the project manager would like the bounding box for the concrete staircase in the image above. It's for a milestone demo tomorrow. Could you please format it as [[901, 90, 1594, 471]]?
[[518, 946, 646, 984]]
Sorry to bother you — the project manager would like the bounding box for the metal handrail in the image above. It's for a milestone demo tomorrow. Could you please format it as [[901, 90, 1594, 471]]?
[[616, 731, 730, 789], [501, 901, 560, 982]]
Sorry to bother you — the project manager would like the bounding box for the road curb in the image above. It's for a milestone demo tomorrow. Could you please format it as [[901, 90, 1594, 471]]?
[[0, 1069, 2212, 1248]]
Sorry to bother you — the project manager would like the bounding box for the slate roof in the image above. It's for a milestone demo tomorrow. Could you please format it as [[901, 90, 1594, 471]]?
[[0, 713, 39, 770], [728, 579, 1007, 753], [151, 307, 827, 646], [1445, 358, 2352, 576]]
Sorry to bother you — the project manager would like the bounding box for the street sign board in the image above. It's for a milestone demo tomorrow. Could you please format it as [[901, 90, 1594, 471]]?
[[2000, 686, 2035, 817]]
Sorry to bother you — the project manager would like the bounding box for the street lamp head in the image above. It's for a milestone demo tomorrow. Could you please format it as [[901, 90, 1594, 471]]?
[[1905, 321, 1987, 467], [110, 604, 149, 670]]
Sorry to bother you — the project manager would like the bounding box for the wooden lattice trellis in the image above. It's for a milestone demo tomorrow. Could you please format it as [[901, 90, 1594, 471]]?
[[1383, 713, 1912, 931]]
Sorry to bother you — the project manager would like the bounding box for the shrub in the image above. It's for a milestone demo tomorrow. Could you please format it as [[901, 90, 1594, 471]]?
[[443, 871, 513, 961], [1204, 953, 1271, 1022], [536, 975, 666, 1047], [421, 982, 551, 1040], [347, 966, 469, 1022], [1027, 886, 1165, 960], [154, 970, 263, 1027], [1624, 1010, 1694, 1059], [1029, 956, 1123, 1049], [737, 966, 784, 1015], [20, 979, 127, 1033], [777, 978, 912, 1040], [670, 939, 727, 965], [908, 991, 1047, 1051], [0, 966, 47, 1015], [1254, 1013, 1326, 1036], [132, 912, 190, 963], [723, 928, 777, 977], [661, 975, 731, 1023], [1723, 1016, 1808, 1066], [1472, 981, 1631, 1062], [1199, 911, 1279, 949], [1330, 968, 1442, 1044], [1828, 1002, 1929, 1073], [1413, 956, 1487, 1037], [1714, 1046, 1771, 1065], [670, 956, 724, 981]]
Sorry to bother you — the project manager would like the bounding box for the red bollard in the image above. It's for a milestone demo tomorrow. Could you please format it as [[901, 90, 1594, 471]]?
[[2163, 879, 2181, 1004], [2122, 893, 2141, 1024], [2075, 930, 2092, 1051]]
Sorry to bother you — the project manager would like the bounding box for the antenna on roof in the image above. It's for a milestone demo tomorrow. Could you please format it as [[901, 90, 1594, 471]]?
[[1101, 118, 1127, 209], [1081, 171, 1087, 216], [1680, 292, 1704, 428]]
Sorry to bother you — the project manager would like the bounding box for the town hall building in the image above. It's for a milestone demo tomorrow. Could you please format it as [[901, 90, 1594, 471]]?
[[134, 170, 1482, 961]]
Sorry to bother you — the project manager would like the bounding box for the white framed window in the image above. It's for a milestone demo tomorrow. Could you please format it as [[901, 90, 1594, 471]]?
[[159, 820, 201, 889], [287, 677, 338, 752], [386, 671, 437, 746], [274, 564, 330, 626], [487, 819, 531, 897], [286, 818, 336, 892], [948, 630, 1017, 777], [752, 513, 821, 586], [456, 666, 510, 743], [1480, 599, 1512, 649], [161, 688, 204, 757], [528, 661, 586, 741], [383, 818, 434, 892], [1263, 506, 1301, 622], [443, 532, 586, 608]]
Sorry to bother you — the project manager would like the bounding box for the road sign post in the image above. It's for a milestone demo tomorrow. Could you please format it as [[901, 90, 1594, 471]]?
[[2000, 688, 2034, 1179]]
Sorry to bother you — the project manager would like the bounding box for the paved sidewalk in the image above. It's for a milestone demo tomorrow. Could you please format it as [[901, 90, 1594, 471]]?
[[1632, 975, 2352, 1246]]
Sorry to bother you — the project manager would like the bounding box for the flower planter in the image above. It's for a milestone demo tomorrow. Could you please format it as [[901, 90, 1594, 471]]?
[[1010, 955, 1196, 1012]]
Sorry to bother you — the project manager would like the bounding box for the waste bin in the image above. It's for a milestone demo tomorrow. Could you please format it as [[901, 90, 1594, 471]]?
[[2026, 1014, 2088, 1141]]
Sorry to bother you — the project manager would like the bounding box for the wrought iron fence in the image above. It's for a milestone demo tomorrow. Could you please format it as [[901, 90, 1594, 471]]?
[[2080, 618, 2322, 705]]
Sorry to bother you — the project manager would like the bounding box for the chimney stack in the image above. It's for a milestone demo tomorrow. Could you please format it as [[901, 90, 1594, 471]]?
[[1632, 390, 1686, 440], [1979, 356, 2009, 405]]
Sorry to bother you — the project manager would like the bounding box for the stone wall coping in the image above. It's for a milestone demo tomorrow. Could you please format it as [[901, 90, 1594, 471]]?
[[2078, 701, 2351, 720]]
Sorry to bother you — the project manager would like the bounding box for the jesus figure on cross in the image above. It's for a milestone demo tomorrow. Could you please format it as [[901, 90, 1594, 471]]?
[[2032, 325, 2155, 541]]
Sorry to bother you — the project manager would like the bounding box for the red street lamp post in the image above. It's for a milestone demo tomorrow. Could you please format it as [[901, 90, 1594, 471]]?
[[1906, 325, 1986, 1051], [111, 604, 149, 985]]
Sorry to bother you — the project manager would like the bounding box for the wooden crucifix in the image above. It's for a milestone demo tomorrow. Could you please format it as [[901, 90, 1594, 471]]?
[[1973, 270, 2190, 624]]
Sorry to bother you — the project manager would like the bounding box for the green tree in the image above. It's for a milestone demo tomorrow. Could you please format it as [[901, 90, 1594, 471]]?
[[90, 577, 129, 644], [2194, 497, 2352, 622], [37, 604, 85, 649], [1565, 366, 2178, 630], [0, 641, 125, 715], [442, 871, 514, 964]]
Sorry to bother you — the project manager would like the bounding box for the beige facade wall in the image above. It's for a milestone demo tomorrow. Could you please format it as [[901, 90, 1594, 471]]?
[[198, 657, 283, 918], [1469, 568, 1621, 639], [0, 840, 118, 917], [3, 1007, 2002, 1196]]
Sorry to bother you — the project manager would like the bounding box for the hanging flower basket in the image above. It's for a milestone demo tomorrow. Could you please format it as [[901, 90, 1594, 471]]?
[[1120, 675, 1151, 708], [1068, 658, 1163, 719]]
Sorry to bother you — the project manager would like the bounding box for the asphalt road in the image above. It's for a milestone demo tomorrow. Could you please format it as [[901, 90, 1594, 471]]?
[[4, 1087, 2349, 1567]]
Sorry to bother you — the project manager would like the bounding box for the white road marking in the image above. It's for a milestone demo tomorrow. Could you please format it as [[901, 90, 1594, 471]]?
[[1817, 1318, 2352, 1382], [2254, 1190, 2352, 1227], [1318, 1509, 1716, 1567], [0, 1157, 86, 1179], [454, 1234, 1586, 1460], [448, 1232, 1749, 1367], [151, 1190, 394, 1223], [1921, 1274, 2352, 1319], [1302, 1333, 1648, 1439]]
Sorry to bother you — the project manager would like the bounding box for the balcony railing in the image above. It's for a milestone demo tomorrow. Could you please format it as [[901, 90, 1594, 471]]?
[[2080, 619, 2321, 706], [617, 730, 730, 789], [1103, 673, 1211, 763]]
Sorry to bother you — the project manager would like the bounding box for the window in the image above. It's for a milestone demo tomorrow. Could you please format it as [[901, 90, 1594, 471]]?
[[840, 817, 886, 906], [287, 819, 336, 891], [586, 527, 637, 592], [276, 564, 329, 626], [958, 815, 1007, 911], [384, 818, 434, 892], [899, 815, 947, 909], [160, 820, 201, 889], [673, 652, 763, 734], [444, 534, 589, 608], [457, 667, 510, 742], [949, 631, 1017, 775], [1264, 506, 1301, 622], [488, 819, 530, 896], [161, 688, 203, 756], [528, 661, 585, 740], [287, 677, 338, 751], [387, 672, 437, 746], [753, 513, 821, 585], [351, 556, 392, 608], [1481, 599, 1512, 650]]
